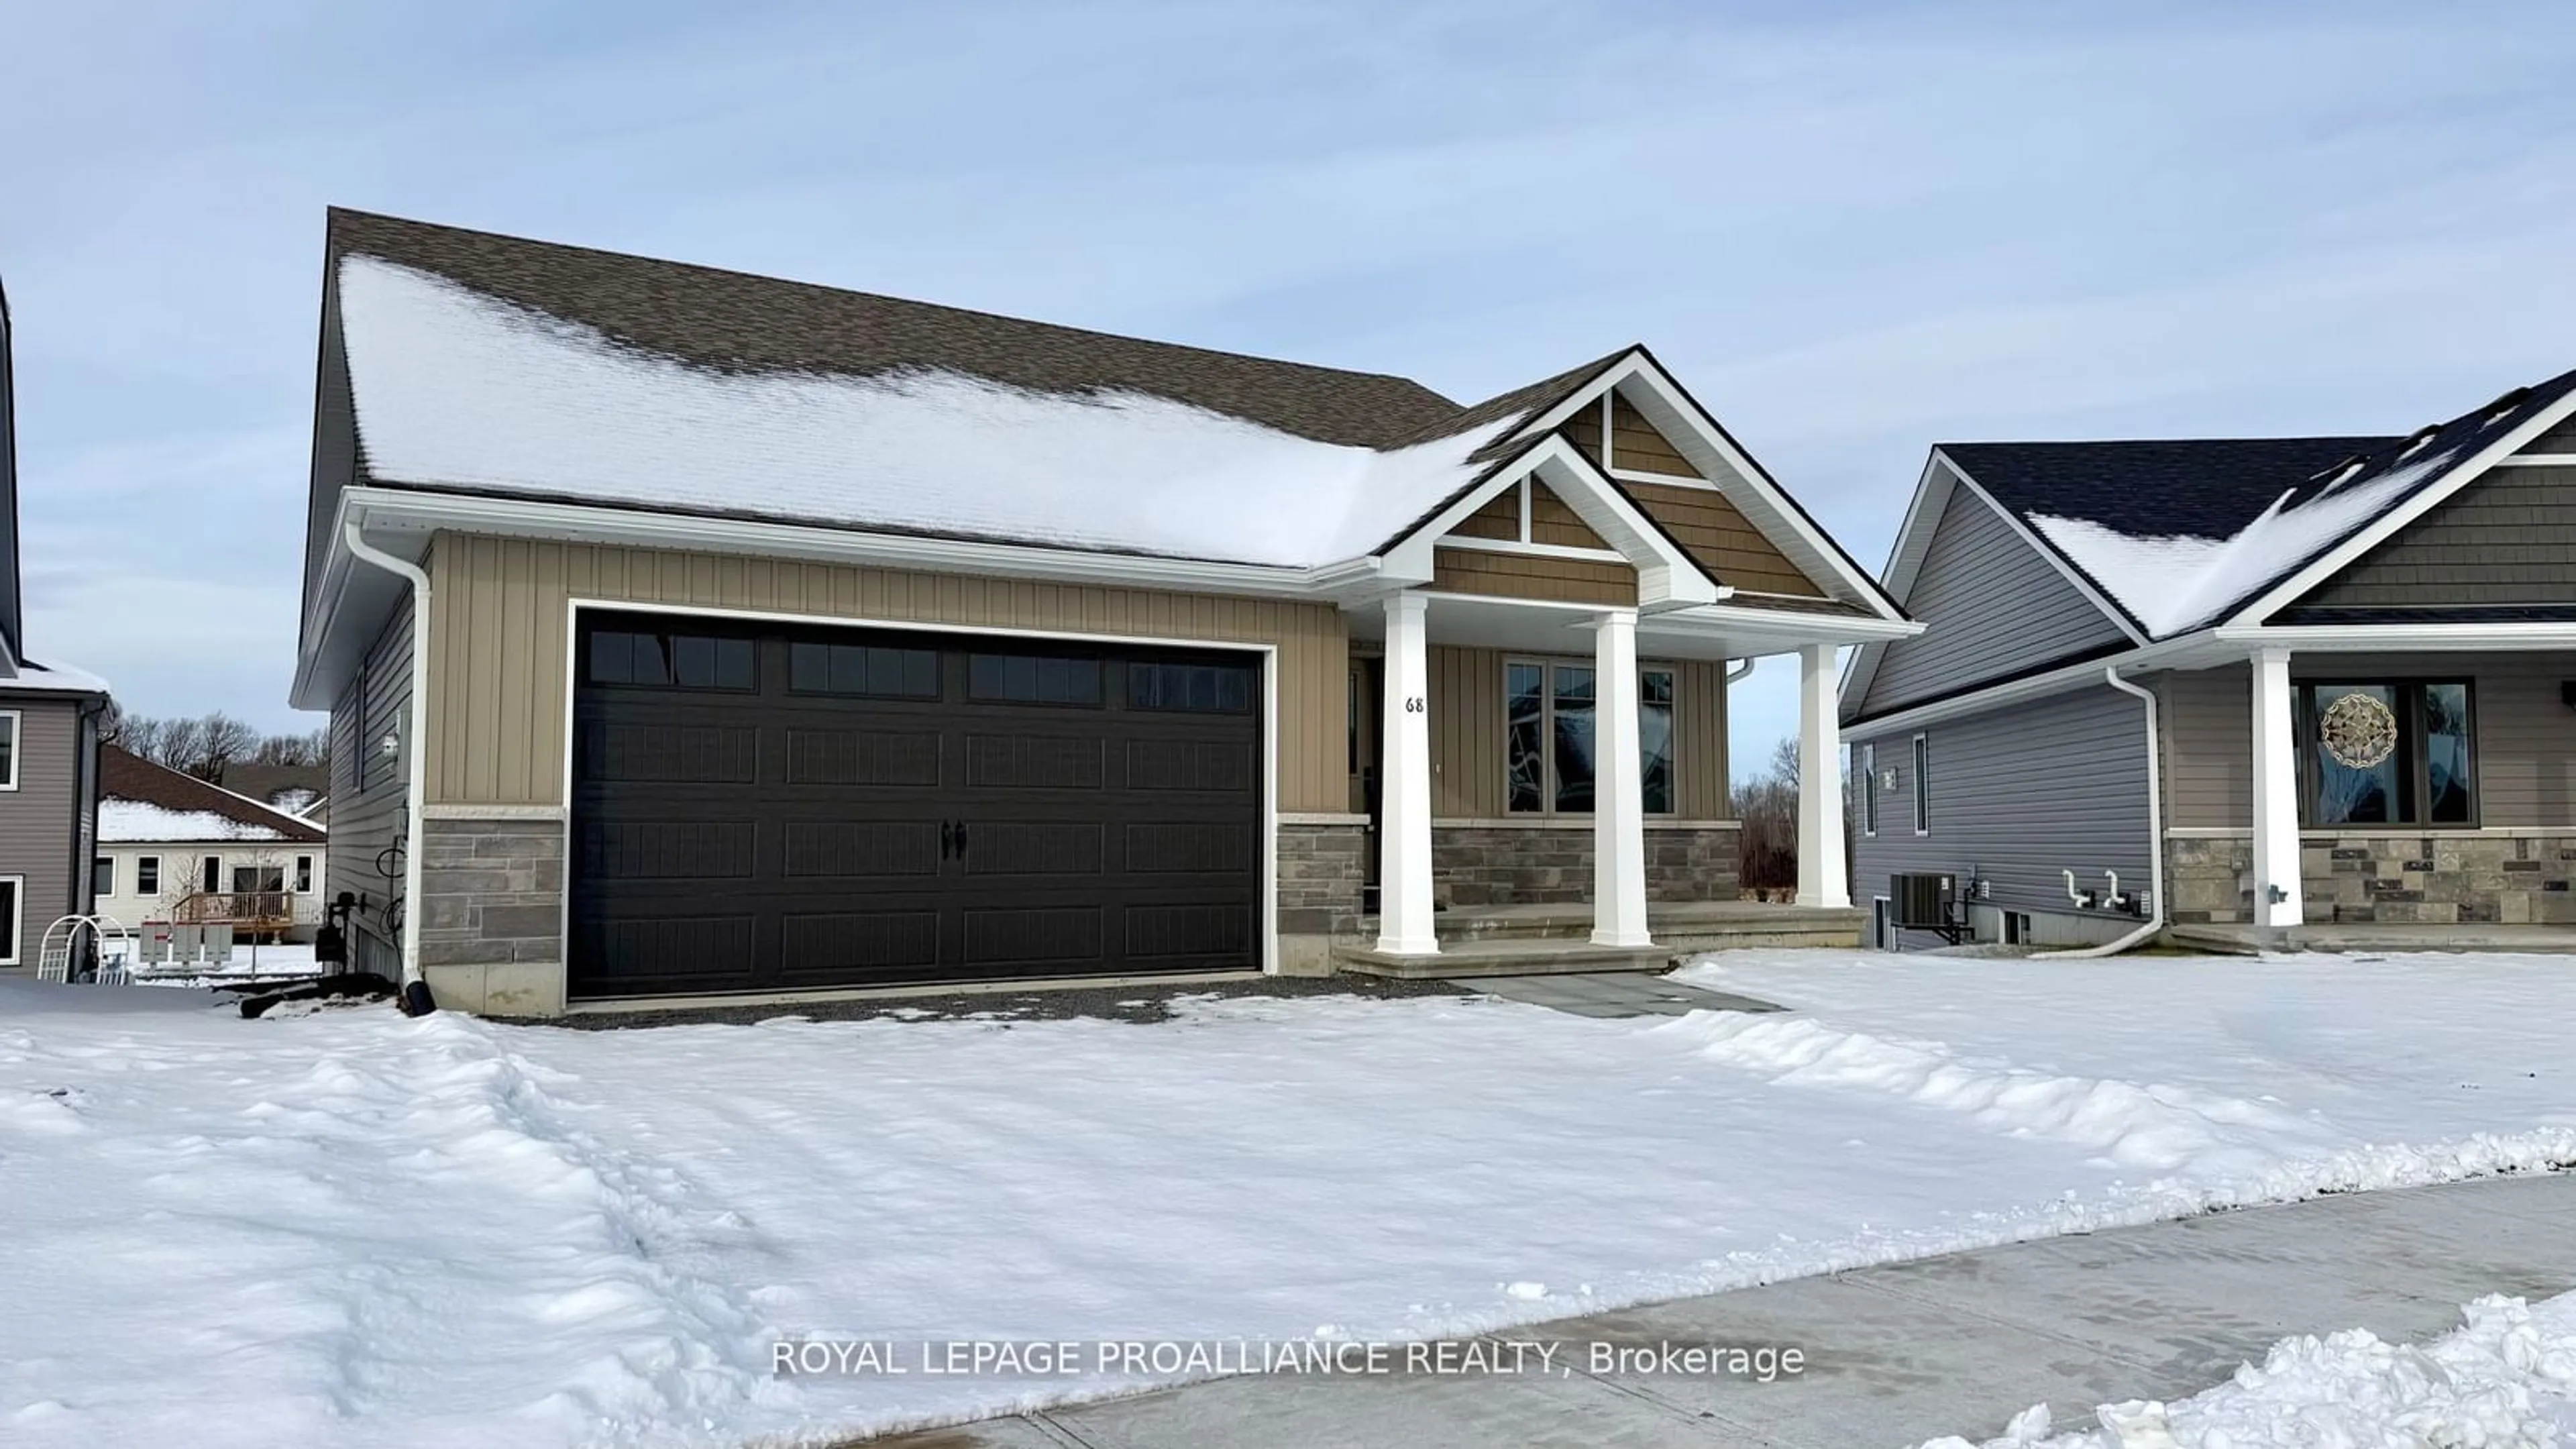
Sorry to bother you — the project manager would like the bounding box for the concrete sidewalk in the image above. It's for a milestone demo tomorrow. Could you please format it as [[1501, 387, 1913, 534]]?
[[866, 1172, 2576, 1448]]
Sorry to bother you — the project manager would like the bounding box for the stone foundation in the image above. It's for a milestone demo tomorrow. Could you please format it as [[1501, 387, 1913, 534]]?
[[417, 814, 568, 1014], [1277, 820, 1368, 973], [1431, 822, 1741, 908], [2166, 833, 2576, 926]]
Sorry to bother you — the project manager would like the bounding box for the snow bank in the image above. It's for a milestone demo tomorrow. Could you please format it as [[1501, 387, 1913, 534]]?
[[337, 256, 1516, 569], [9, 951, 2576, 1447], [2027, 445, 2459, 636], [1918, 1291, 2576, 1448]]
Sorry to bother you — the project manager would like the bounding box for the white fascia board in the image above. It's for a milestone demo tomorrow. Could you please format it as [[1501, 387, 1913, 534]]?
[[1837, 449, 1953, 714], [1942, 459, 2150, 646], [290, 484, 1352, 708], [1841, 633, 2226, 737], [1499, 350, 1906, 624], [1382, 436, 1723, 607], [2213, 623, 2576, 651], [1643, 602, 1920, 653], [2222, 388, 2576, 629]]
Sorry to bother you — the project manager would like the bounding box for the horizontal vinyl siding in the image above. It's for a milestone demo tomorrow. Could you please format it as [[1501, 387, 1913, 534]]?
[[1428, 547, 1636, 605], [2296, 468, 2576, 608], [424, 535, 1352, 813], [2516, 418, 2576, 453], [2154, 653, 2576, 830], [1851, 685, 2153, 924], [328, 597, 413, 958], [0, 696, 83, 963], [1529, 486, 1607, 549], [1608, 394, 1701, 478], [1860, 481, 2127, 717]]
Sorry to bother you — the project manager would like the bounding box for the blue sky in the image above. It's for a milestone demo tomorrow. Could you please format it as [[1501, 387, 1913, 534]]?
[[5, 1, 2575, 765]]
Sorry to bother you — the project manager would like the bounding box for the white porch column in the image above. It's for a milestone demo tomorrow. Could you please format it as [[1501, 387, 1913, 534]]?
[[1589, 608, 1653, 947], [1375, 592, 1438, 955], [1795, 643, 1851, 910], [2249, 647, 2305, 928]]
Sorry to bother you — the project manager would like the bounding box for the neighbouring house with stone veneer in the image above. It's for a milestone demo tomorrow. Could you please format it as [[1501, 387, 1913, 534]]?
[[1843, 367, 2576, 949], [289, 211, 1910, 1015]]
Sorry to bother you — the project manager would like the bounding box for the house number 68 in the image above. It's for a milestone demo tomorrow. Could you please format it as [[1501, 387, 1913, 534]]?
[[1403, 696, 1426, 712]]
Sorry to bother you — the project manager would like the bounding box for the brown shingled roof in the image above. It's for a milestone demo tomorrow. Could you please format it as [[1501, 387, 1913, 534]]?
[[326, 209, 1470, 452], [100, 746, 325, 844]]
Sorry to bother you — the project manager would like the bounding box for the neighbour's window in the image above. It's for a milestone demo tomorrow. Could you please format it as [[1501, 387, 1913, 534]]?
[[201, 856, 221, 894], [0, 877, 18, 965], [967, 654, 1102, 706], [2298, 681, 2475, 826], [1130, 663, 1253, 714], [137, 856, 161, 896], [0, 710, 17, 791], [232, 865, 285, 895], [588, 630, 755, 690], [294, 856, 315, 894], [789, 642, 939, 698], [1912, 734, 1930, 834], [95, 856, 114, 896], [1862, 743, 1878, 837], [1505, 659, 1676, 816]]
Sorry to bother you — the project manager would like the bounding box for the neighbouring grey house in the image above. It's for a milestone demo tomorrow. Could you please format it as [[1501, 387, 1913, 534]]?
[[1843, 367, 2576, 949], [0, 277, 113, 970]]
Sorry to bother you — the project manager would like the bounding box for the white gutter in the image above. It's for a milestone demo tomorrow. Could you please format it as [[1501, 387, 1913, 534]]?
[[1725, 657, 1756, 684], [2213, 623, 2576, 651], [2040, 666, 2164, 959], [340, 521, 429, 987]]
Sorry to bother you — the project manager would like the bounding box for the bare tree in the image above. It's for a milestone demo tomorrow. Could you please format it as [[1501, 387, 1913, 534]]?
[[105, 711, 331, 782]]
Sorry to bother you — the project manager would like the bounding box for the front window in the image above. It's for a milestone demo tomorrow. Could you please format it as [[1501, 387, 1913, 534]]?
[[2298, 681, 2475, 826], [1505, 659, 1676, 815]]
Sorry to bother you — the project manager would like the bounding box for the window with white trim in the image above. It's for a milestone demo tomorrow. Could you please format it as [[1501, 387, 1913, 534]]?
[[95, 856, 114, 896], [1911, 733, 1931, 834], [1505, 659, 1676, 815], [0, 877, 19, 965], [294, 855, 315, 894], [136, 856, 160, 897], [0, 710, 17, 792], [1861, 743, 1878, 837]]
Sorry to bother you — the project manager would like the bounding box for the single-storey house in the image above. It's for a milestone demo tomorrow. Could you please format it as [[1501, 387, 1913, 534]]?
[[94, 745, 327, 943], [0, 275, 113, 972], [1843, 367, 2576, 949], [289, 211, 1913, 1015]]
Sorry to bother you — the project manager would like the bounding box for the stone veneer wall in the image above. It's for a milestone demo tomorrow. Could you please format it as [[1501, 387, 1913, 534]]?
[[417, 814, 569, 1014], [2167, 833, 2576, 925], [1432, 823, 1742, 907], [1277, 821, 1369, 938]]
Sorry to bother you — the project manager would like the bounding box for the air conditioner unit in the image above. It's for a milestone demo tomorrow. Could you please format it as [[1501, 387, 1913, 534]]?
[[1889, 873, 1955, 930]]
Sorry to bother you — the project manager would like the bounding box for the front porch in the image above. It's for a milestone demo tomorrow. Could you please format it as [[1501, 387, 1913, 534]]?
[[1334, 898, 1868, 977], [1339, 582, 1894, 977]]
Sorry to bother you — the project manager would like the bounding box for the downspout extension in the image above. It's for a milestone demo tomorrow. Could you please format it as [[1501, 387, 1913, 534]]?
[[2041, 667, 2165, 958], [340, 523, 431, 991]]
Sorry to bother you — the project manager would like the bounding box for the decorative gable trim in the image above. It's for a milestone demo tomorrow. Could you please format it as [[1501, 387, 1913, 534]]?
[[1381, 434, 1723, 609], [1501, 347, 1907, 623]]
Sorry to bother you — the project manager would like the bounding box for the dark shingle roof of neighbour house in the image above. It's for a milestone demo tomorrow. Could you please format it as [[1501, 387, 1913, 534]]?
[[1930, 364, 2576, 638], [317, 210, 1678, 572], [216, 763, 330, 816], [99, 746, 326, 845]]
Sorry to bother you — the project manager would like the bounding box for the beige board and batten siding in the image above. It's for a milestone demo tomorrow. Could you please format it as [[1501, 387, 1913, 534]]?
[[2157, 655, 2576, 830], [0, 696, 85, 963], [1426, 645, 1726, 820], [421, 534, 1352, 814], [327, 594, 415, 976]]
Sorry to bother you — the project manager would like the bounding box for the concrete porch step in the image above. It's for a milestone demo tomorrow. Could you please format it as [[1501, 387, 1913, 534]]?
[[1332, 937, 1676, 979], [1354, 900, 1868, 951]]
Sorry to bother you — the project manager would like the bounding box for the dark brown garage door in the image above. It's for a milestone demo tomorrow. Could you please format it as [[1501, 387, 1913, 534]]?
[[568, 612, 1263, 999]]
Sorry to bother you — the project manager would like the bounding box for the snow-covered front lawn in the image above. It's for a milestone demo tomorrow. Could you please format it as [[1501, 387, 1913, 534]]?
[[4, 950, 2573, 1448]]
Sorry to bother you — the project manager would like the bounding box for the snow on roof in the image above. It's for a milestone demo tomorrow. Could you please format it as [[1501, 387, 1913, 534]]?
[[2028, 444, 2463, 637], [99, 800, 288, 844], [3, 656, 111, 694], [337, 256, 1520, 568]]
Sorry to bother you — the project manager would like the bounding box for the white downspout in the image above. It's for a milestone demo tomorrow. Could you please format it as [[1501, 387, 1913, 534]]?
[[2041, 667, 2164, 959], [341, 523, 430, 987]]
